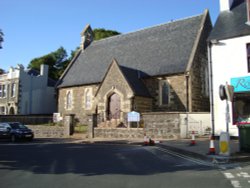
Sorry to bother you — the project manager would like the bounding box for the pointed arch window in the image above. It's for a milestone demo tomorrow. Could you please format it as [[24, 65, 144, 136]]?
[[85, 89, 92, 110], [66, 91, 72, 110], [159, 80, 170, 105]]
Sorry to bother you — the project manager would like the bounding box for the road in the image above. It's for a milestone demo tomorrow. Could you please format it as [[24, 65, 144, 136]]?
[[0, 141, 242, 188]]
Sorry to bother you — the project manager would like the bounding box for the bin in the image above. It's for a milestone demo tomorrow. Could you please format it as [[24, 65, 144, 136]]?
[[238, 124, 250, 152]]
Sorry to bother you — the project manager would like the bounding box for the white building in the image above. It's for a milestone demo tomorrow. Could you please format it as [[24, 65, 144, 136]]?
[[208, 0, 250, 136], [0, 64, 56, 115]]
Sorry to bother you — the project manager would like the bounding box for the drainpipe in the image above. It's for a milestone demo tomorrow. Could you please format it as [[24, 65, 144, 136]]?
[[207, 41, 215, 137], [185, 73, 189, 138]]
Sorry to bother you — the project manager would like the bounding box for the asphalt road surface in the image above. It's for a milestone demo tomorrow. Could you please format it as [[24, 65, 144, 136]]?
[[0, 142, 234, 188]]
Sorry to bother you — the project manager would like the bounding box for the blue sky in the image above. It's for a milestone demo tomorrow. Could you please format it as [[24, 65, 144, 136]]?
[[0, 0, 219, 71]]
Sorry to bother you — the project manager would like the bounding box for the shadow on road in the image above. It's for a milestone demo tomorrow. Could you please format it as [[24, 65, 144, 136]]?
[[0, 143, 216, 176]]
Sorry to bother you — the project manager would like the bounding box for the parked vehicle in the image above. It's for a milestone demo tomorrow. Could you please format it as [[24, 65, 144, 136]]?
[[0, 122, 34, 142]]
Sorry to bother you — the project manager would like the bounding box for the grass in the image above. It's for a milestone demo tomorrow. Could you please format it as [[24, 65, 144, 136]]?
[[74, 124, 88, 133]]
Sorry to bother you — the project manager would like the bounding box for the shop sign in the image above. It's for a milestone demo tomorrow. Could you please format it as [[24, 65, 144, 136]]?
[[231, 76, 250, 92]]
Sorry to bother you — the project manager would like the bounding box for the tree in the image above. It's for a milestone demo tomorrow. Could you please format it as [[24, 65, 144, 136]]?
[[93, 28, 120, 41], [0, 29, 4, 49], [28, 47, 68, 80], [0, 68, 5, 75]]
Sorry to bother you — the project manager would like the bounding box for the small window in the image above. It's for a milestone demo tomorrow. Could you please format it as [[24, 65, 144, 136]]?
[[247, 44, 250, 72], [0, 106, 5, 115], [66, 91, 72, 110], [2, 85, 6, 98], [0, 85, 2, 98], [11, 83, 16, 97], [159, 80, 170, 105]]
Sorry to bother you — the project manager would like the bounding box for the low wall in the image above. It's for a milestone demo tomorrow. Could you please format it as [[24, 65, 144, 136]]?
[[142, 112, 181, 139], [94, 128, 144, 139], [27, 125, 65, 138]]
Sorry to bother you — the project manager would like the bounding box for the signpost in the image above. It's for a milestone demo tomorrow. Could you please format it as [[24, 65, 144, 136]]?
[[218, 82, 234, 156], [127, 111, 140, 128]]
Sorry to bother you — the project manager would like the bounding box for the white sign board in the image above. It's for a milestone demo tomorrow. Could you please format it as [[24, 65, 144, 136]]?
[[127, 111, 140, 122], [53, 113, 62, 123]]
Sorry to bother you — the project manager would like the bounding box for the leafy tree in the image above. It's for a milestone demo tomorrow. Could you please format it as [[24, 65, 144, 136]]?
[[0, 29, 4, 49], [0, 68, 5, 74], [28, 47, 68, 80], [93, 28, 120, 41], [27, 28, 121, 80]]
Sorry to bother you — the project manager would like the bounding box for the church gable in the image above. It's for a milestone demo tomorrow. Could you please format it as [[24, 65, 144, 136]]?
[[95, 59, 134, 114]]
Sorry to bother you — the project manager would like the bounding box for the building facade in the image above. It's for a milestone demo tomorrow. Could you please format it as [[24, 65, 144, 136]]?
[[57, 10, 212, 127], [208, 0, 250, 136], [0, 64, 57, 115]]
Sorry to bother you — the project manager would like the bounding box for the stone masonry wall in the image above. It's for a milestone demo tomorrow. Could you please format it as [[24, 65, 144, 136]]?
[[142, 112, 181, 139], [143, 75, 187, 112], [58, 84, 99, 125], [189, 12, 212, 112], [27, 125, 65, 138], [94, 112, 181, 139]]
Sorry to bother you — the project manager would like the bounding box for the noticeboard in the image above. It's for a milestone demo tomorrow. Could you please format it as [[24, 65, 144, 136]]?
[[127, 111, 140, 122]]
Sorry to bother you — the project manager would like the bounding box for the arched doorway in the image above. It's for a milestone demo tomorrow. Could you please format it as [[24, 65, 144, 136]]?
[[9, 107, 15, 115], [107, 93, 121, 120]]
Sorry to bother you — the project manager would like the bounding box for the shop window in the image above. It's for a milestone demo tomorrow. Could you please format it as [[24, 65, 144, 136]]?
[[159, 80, 170, 105], [234, 94, 250, 125], [247, 43, 250, 72]]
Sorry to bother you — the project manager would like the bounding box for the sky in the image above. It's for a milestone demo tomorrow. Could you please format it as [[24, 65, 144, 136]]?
[[0, 0, 220, 71]]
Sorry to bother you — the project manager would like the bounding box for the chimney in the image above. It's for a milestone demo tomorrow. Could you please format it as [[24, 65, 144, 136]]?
[[40, 64, 48, 78], [220, 0, 234, 11], [80, 24, 94, 50]]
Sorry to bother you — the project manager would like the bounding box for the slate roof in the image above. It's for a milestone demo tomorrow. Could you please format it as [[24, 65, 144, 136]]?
[[57, 11, 207, 88], [208, 0, 250, 41], [119, 65, 151, 97]]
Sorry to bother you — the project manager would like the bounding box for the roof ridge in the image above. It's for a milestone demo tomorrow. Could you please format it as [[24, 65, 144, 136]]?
[[90, 12, 205, 45]]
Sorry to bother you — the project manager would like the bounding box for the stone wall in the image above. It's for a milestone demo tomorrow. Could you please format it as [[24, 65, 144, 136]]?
[[143, 75, 187, 112], [27, 125, 65, 138], [94, 128, 144, 139], [58, 84, 99, 125], [189, 11, 212, 112], [142, 112, 181, 139]]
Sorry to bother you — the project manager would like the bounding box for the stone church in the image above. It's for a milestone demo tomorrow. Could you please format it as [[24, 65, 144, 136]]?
[[57, 10, 212, 129]]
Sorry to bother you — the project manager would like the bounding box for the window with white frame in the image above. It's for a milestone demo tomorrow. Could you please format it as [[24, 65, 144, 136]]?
[[0, 106, 5, 115], [66, 91, 73, 110], [85, 89, 92, 110], [2, 85, 6, 98], [0, 85, 2, 98], [159, 80, 170, 105], [11, 83, 16, 97]]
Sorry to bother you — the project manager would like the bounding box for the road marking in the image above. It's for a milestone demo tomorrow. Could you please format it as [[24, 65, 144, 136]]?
[[224, 172, 235, 179], [231, 180, 241, 188], [156, 147, 214, 167]]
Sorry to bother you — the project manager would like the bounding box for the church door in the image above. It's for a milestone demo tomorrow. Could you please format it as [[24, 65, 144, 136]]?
[[107, 93, 120, 120]]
